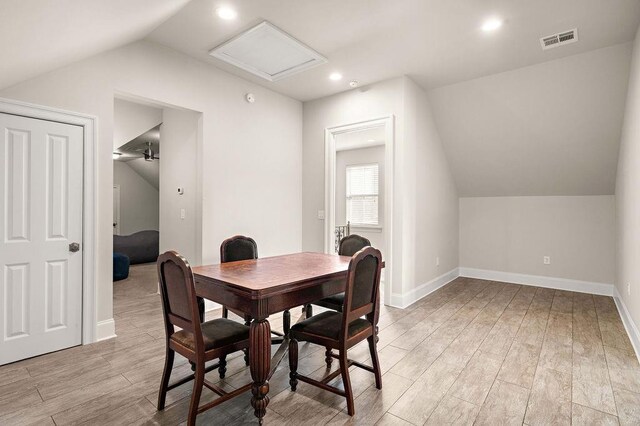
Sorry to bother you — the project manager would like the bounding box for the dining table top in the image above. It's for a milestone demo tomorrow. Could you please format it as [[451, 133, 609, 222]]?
[[192, 251, 353, 297]]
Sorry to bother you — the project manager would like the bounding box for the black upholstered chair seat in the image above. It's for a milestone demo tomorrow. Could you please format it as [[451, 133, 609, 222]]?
[[172, 318, 250, 351], [311, 292, 345, 312], [290, 311, 371, 341]]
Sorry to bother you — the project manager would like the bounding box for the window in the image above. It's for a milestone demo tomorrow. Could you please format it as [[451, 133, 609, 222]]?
[[346, 163, 379, 226]]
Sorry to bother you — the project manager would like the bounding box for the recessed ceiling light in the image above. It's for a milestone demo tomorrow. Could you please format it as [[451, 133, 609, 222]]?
[[367, 139, 375, 142], [329, 72, 343, 81], [481, 18, 503, 32], [216, 6, 237, 20]]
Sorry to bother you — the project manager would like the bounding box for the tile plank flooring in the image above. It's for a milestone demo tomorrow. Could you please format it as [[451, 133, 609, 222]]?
[[1, 264, 639, 425]]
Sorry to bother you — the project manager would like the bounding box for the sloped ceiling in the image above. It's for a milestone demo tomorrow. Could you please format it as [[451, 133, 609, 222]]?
[[1, 0, 637, 198], [146, 0, 640, 101], [3, 0, 638, 103], [428, 43, 632, 197], [0, 0, 190, 90], [127, 159, 159, 190], [113, 98, 162, 150]]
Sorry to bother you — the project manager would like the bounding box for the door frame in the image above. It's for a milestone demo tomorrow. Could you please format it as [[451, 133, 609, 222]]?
[[0, 97, 98, 344], [324, 116, 394, 306]]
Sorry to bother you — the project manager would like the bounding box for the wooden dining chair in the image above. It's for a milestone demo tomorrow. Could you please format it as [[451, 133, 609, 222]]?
[[219, 235, 259, 325], [157, 251, 252, 426], [305, 234, 371, 318], [194, 235, 256, 365], [220, 235, 293, 335], [195, 235, 261, 324], [288, 246, 383, 416]]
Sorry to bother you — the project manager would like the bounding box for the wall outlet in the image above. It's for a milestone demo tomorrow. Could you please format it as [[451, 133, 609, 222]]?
[[317, 210, 325, 220], [543, 256, 551, 265], [436, 256, 440, 267], [180, 208, 186, 220], [628, 282, 631, 296]]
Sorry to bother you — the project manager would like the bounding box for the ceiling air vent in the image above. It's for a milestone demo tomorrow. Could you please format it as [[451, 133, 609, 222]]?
[[540, 28, 578, 50], [209, 21, 327, 82]]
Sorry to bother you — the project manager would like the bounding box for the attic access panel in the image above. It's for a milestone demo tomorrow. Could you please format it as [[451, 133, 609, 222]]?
[[209, 21, 327, 81]]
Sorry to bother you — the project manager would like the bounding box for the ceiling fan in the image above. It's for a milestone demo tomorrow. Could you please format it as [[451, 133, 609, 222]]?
[[113, 125, 161, 162], [142, 141, 159, 161]]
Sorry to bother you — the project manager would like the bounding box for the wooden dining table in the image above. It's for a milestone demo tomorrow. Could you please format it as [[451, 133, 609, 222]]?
[[192, 251, 354, 424]]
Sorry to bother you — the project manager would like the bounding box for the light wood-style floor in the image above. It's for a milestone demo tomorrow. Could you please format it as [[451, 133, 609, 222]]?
[[1, 264, 640, 425]]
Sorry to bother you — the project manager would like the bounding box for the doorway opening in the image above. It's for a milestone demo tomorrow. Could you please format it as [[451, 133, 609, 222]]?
[[111, 94, 205, 323], [112, 98, 161, 271], [325, 116, 394, 306]]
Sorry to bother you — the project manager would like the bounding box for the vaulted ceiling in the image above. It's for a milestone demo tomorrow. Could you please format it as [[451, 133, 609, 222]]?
[[146, 0, 640, 101], [0, 0, 189, 90], [1, 0, 639, 197], [3, 1, 637, 101]]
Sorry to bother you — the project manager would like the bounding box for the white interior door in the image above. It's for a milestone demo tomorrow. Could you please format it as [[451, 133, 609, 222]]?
[[0, 112, 83, 365]]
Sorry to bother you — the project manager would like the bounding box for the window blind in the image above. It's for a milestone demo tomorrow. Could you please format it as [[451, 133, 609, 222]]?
[[346, 164, 379, 225]]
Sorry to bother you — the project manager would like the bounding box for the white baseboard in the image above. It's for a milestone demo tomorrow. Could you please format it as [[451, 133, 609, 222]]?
[[391, 267, 459, 308], [459, 267, 614, 296], [613, 287, 640, 362], [96, 318, 116, 342]]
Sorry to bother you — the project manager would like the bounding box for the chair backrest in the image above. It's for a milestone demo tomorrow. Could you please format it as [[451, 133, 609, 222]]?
[[338, 234, 371, 257], [157, 251, 203, 350], [341, 247, 383, 341], [220, 235, 258, 263]]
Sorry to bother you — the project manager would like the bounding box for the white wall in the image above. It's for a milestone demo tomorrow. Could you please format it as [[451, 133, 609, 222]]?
[[303, 77, 404, 252], [302, 76, 458, 306], [335, 145, 385, 255], [406, 78, 459, 299], [460, 196, 615, 285], [303, 78, 406, 300], [0, 40, 302, 328], [616, 27, 640, 330], [113, 161, 159, 235], [159, 107, 200, 263]]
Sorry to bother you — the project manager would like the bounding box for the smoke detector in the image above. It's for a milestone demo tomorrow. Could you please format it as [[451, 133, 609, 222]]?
[[540, 28, 578, 50]]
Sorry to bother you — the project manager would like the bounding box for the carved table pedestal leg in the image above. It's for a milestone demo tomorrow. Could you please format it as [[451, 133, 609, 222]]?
[[249, 319, 271, 424]]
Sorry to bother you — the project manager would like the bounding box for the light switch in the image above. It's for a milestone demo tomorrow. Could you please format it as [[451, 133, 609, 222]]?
[[180, 209, 186, 220], [317, 210, 325, 220]]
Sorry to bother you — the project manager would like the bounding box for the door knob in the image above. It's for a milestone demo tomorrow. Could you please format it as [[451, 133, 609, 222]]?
[[69, 242, 80, 253]]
